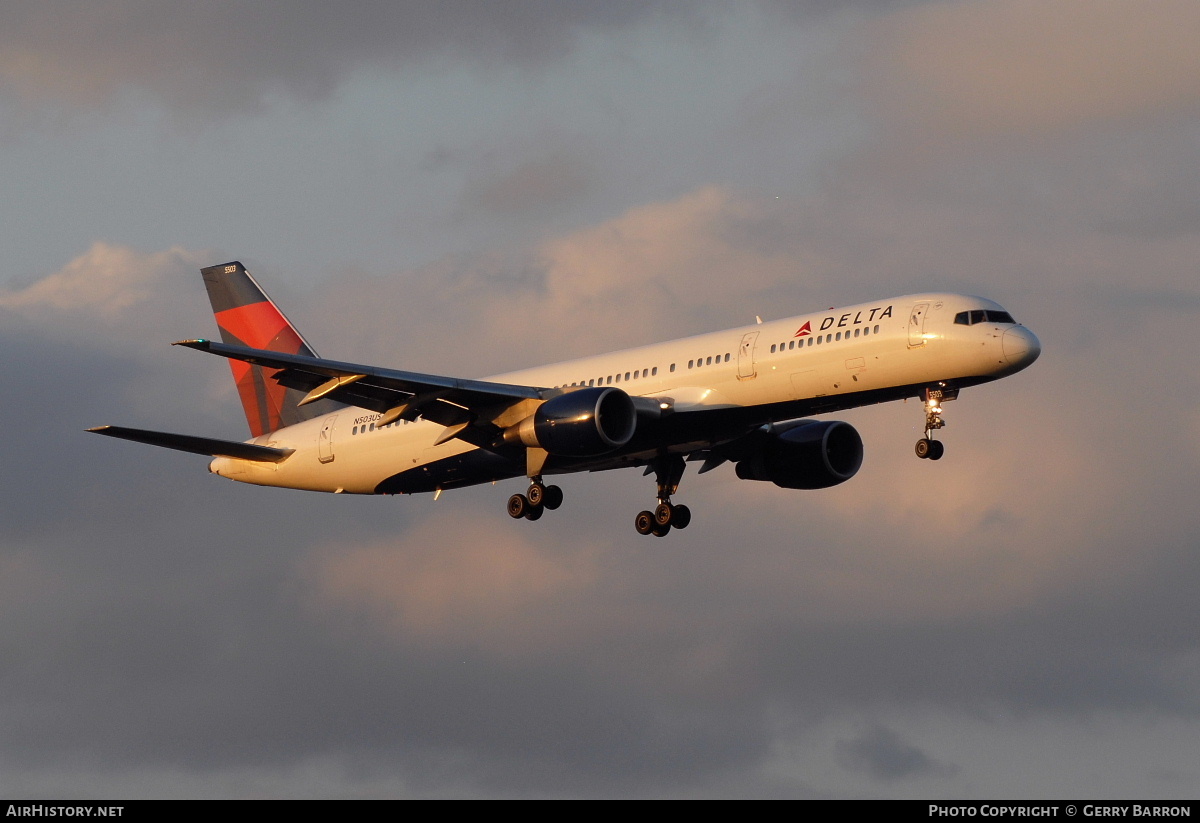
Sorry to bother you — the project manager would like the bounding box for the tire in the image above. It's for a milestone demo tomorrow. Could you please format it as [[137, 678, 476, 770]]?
[[654, 502, 674, 527], [635, 510, 656, 535], [652, 522, 671, 537], [543, 485, 564, 510], [524, 504, 544, 521], [526, 482, 545, 506], [928, 440, 945, 460], [671, 504, 691, 530], [915, 438, 931, 459], [507, 494, 529, 519]]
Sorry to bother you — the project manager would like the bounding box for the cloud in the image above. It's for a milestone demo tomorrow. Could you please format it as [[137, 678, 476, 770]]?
[[0, 1, 677, 113], [305, 513, 602, 655], [835, 723, 953, 781], [863, 0, 1200, 142], [465, 152, 592, 216], [0, 241, 201, 330]]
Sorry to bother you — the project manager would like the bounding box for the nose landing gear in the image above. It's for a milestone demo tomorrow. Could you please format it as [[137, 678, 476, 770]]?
[[915, 385, 957, 460], [634, 455, 692, 537], [507, 476, 564, 521]]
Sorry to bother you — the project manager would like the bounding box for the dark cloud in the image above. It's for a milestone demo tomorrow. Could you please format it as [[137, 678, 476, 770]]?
[[0, 1, 678, 112], [836, 725, 951, 781]]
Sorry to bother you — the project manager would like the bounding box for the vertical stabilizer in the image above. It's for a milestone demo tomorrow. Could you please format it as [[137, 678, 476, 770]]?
[[201, 262, 329, 437]]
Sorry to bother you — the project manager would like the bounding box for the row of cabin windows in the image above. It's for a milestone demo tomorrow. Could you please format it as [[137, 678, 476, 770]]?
[[352, 419, 415, 435], [689, 353, 731, 369], [769, 325, 881, 354], [558, 366, 659, 390], [554, 349, 733, 389]]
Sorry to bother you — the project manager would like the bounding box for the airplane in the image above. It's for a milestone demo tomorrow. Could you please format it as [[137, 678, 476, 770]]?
[[89, 262, 1041, 536]]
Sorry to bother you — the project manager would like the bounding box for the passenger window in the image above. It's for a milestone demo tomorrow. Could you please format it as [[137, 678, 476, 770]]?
[[771, 344, 777, 353], [688, 360, 694, 369], [669, 364, 675, 373], [724, 353, 730, 362], [873, 325, 879, 333]]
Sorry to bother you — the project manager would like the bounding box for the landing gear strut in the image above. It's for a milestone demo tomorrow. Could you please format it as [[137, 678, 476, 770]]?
[[915, 386, 956, 460], [507, 476, 563, 521], [634, 455, 692, 537]]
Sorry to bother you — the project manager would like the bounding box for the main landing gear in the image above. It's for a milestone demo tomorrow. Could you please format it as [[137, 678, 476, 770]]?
[[634, 455, 692, 537], [507, 477, 564, 521], [915, 386, 956, 460]]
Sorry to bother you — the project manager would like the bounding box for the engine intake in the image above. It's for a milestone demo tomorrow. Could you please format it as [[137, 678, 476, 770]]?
[[735, 420, 863, 489], [505, 387, 637, 456]]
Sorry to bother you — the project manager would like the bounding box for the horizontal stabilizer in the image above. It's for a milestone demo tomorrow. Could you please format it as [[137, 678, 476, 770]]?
[[86, 426, 294, 463]]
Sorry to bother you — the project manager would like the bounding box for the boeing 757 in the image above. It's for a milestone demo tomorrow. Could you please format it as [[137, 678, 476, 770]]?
[[89, 262, 1040, 536]]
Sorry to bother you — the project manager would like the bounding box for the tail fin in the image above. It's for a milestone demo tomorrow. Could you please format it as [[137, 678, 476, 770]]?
[[201, 261, 328, 437]]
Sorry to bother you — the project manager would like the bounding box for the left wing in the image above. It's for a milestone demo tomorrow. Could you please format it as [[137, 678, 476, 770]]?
[[174, 339, 548, 448], [87, 425, 294, 462]]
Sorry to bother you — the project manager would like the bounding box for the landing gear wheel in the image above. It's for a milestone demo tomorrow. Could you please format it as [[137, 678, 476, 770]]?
[[542, 485, 563, 510], [507, 494, 530, 518], [654, 502, 674, 527], [524, 504, 544, 521], [915, 438, 932, 459], [651, 522, 671, 537], [671, 504, 691, 530], [928, 440, 945, 460], [526, 482, 546, 506], [635, 510, 656, 535]]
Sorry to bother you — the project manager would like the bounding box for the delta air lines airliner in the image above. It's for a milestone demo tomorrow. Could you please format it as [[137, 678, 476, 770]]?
[[90, 262, 1040, 536]]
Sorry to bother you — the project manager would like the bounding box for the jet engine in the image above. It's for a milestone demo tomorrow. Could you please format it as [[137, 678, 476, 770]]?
[[735, 420, 863, 489], [504, 387, 637, 456]]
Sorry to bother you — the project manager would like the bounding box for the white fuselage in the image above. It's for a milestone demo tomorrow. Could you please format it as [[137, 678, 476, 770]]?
[[210, 293, 1039, 494]]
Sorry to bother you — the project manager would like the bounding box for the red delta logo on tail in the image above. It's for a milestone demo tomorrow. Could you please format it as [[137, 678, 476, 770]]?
[[202, 262, 321, 438], [794, 321, 811, 338]]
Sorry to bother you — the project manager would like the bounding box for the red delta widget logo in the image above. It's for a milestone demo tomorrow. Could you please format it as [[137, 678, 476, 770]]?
[[795, 305, 895, 338]]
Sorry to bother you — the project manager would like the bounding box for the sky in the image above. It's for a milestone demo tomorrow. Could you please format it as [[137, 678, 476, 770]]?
[[1, 0, 1199, 799]]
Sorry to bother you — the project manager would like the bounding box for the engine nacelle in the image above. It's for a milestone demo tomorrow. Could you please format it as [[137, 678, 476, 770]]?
[[735, 420, 863, 489], [505, 387, 637, 456]]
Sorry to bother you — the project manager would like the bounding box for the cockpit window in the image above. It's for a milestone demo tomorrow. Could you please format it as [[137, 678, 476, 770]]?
[[955, 309, 1017, 326]]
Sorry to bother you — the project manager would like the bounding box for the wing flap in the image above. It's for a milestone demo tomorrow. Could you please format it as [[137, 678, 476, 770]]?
[[87, 426, 294, 463]]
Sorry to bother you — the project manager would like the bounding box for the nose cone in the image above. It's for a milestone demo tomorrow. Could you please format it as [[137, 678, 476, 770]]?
[[1002, 326, 1041, 370]]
